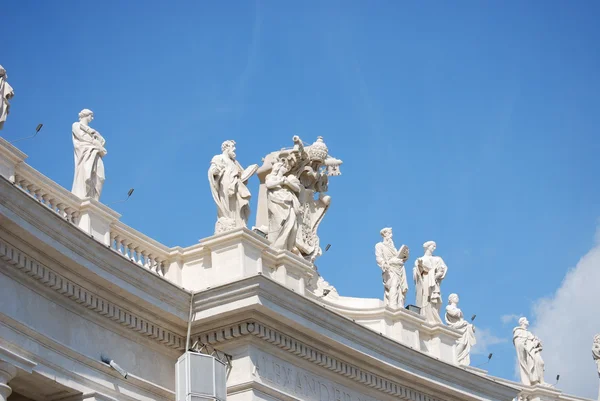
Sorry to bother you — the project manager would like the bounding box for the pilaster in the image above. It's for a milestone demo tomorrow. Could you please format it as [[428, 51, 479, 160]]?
[[0, 361, 17, 401]]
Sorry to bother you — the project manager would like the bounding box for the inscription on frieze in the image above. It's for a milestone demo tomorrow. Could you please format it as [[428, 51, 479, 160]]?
[[254, 350, 379, 401]]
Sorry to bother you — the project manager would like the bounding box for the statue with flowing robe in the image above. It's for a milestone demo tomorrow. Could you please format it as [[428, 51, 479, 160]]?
[[255, 136, 342, 263], [266, 153, 302, 251], [0, 65, 15, 131], [208, 140, 257, 234], [445, 294, 476, 366], [375, 227, 409, 309], [413, 241, 447, 324], [593, 334, 600, 400], [513, 317, 547, 386], [71, 109, 107, 200]]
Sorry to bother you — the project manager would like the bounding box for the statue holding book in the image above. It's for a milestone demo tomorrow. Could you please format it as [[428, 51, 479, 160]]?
[[375, 227, 409, 309]]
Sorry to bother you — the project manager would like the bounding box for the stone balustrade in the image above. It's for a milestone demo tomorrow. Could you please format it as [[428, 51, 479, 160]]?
[[14, 164, 82, 224], [0, 137, 173, 282], [109, 221, 171, 276]]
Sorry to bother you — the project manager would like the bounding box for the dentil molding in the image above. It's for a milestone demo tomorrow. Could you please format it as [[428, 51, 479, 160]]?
[[198, 320, 443, 401], [0, 237, 185, 350]]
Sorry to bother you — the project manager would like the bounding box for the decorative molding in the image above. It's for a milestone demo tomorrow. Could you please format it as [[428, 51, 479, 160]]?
[[198, 321, 443, 401], [0, 345, 36, 373], [0, 238, 185, 350]]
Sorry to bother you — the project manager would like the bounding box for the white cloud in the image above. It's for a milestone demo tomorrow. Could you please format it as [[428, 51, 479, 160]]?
[[530, 229, 600, 399], [472, 327, 507, 355], [501, 314, 521, 325]]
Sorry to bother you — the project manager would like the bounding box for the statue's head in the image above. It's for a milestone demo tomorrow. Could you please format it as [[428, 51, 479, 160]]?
[[221, 140, 236, 159], [594, 334, 600, 344], [0, 65, 6, 78], [380, 227, 393, 239], [448, 293, 459, 304], [78, 109, 94, 124], [423, 241, 436, 254], [518, 317, 529, 328]]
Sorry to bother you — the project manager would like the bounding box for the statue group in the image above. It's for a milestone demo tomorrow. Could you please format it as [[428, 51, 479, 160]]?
[[374, 230, 448, 322], [374, 229, 475, 366], [207, 135, 342, 264], [2, 66, 598, 389]]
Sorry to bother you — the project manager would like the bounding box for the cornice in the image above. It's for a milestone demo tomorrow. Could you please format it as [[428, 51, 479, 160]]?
[[0, 177, 190, 320], [198, 320, 496, 401], [190, 276, 519, 401], [0, 316, 174, 401], [0, 237, 186, 351], [0, 344, 36, 373]]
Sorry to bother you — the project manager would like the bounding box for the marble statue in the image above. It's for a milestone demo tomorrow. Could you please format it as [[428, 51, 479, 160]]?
[[513, 317, 547, 386], [71, 109, 107, 200], [413, 241, 447, 324], [593, 334, 600, 400], [375, 228, 409, 309], [445, 293, 476, 366], [256, 136, 342, 262], [0, 65, 15, 131], [208, 140, 258, 234], [265, 152, 302, 251]]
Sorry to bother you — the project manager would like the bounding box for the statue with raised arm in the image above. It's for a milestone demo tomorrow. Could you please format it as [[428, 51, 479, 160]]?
[[375, 228, 409, 309], [445, 294, 476, 366], [208, 140, 258, 234], [413, 241, 447, 324], [0, 65, 15, 130], [513, 317, 547, 386], [71, 109, 107, 200], [593, 334, 600, 400]]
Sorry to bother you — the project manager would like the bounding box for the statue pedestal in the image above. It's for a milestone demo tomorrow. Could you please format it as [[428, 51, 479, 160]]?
[[183, 228, 315, 295], [519, 384, 561, 401], [78, 199, 120, 246], [0, 137, 26, 184]]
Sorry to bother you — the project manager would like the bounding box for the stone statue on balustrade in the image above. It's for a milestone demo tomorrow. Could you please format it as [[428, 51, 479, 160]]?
[[208, 140, 258, 234], [513, 317, 547, 386], [445, 293, 476, 366], [256, 135, 342, 263], [375, 227, 409, 309], [593, 334, 600, 400], [265, 152, 302, 251], [0, 65, 15, 131], [71, 109, 107, 200], [413, 241, 447, 324]]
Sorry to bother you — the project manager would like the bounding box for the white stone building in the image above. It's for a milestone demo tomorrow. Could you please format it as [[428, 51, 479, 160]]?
[[0, 137, 592, 401]]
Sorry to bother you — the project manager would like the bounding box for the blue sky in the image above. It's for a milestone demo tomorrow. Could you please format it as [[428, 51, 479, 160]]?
[[2, 1, 600, 396]]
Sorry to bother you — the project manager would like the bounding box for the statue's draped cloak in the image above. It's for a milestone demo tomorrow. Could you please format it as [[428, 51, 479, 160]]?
[[513, 326, 545, 385], [445, 305, 476, 365], [72, 122, 106, 200], [208, 154, 251, 228], [375, 241, 408, 307], [414, 255, 447, 324], [0, 74, 14, 130], [266, 173, 301, 251]]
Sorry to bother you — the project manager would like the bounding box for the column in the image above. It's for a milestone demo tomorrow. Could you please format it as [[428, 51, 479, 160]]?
[[0, 361, 17, 401]]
